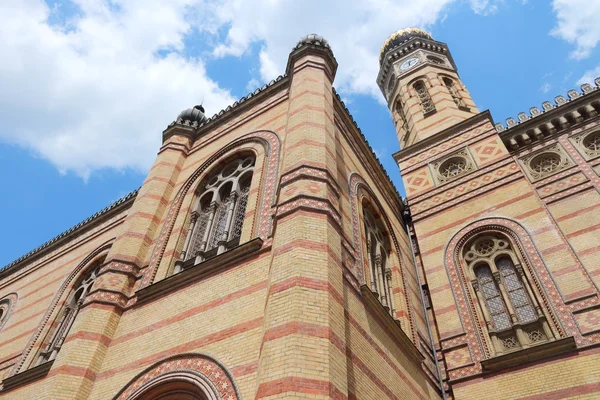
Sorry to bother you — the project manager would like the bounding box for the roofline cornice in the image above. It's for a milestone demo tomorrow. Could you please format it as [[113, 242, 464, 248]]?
[[0, 189, 139, 278], [332, 88, 404, 213], [495, 80, 600, 151]]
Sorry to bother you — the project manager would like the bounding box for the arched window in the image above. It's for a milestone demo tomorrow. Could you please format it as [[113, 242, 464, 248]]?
[[179, 156, 255, 270], [443, 77, 465, 108], [413, 80, 436, 114], [35, 263, 100, 365], [0, 294, 16, 331], [363, 207, 395, 315], [395, 98, 409, 141], [464, 234, 554, 355]]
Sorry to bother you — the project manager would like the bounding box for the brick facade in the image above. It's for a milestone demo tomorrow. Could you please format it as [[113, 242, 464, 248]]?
[[1, 30, 598, 400]]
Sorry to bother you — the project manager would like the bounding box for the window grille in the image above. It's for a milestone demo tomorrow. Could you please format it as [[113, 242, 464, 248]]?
[[414, 80, 436, 114], [179, 156, 255, 269], [443, 77, 465, 108], [364, 208, 395, 316], [464, 234, 554, 356], [37, 264, 100, 365]]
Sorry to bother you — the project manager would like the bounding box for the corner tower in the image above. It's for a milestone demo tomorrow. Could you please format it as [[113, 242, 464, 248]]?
[[377, 28, 478, 148]]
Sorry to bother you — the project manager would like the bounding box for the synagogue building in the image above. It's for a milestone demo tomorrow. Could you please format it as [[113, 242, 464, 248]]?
[[0, 28, 599, 399]]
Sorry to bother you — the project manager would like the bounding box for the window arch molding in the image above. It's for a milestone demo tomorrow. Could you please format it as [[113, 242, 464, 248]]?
[[9, 242, 112, 376], [143, 130, 281, 287], [0, 293, 18, 331], [348, 173, 416, 341], [114, 353, 241, 400], [443, 218, 570, 362], [177, 150, 258, 269]]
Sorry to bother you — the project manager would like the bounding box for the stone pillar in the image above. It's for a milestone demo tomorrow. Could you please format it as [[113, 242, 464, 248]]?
[[45, 125, 194, 399], [253, 35, 349, 399]]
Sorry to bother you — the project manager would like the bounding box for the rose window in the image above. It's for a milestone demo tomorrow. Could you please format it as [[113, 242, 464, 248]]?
[[474, 239, 494, 256], [583, 132, 600, 152], [440, 157, 467, 179], [530, 153, 561, 174]]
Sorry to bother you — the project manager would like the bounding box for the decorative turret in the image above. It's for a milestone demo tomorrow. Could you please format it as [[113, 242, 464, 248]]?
[[176, 105, 207, 125], [377, 28, 478, 149]]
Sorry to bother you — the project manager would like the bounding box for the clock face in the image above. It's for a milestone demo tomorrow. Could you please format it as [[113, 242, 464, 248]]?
[[400, 57, 419, 71]]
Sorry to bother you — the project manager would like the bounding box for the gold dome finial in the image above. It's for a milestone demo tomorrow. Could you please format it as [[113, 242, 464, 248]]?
[[379, 28, 433, 65]]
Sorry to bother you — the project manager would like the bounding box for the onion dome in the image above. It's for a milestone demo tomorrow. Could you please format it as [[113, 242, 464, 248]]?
[[177, 105, 207, 124], [379, 28, 433, 65], [295, 33, 330, 50]]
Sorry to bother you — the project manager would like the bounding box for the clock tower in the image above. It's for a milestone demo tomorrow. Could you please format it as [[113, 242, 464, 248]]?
[[377, 28, 479, 148]]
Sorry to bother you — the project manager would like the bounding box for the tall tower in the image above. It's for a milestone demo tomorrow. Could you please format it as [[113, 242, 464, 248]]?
[[377, 28, 478, 148]]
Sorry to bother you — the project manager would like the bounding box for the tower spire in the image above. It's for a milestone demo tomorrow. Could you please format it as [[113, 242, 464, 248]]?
[[377, 28, 478, 149]]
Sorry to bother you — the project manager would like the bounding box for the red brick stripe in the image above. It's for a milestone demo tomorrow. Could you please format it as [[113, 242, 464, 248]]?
[[111, 281, 267, 345], [48, 365, 97, 381], [556, 202, 600, 222], [419, 191, 534, 239], [518, 382, 600, 400], [566, 222, 600, 239], [64, 331, 112, 347], [98, 318, 263, 380], [256, 377, 345, 399]]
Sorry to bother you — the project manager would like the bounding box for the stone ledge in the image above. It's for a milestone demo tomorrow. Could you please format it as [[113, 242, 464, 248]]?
[[2, 360, 53, 391], [136, 238, 264, 305], [360, 285, 424, 365], [481, 336, 576, 373]]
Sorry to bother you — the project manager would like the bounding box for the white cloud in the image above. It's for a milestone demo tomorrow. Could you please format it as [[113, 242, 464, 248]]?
[[540, 82, 552, 93], [0, 0, 234, 179], [0, 0, 516, 179], [551, 0, 600, 59], [469, 0, 501, 15], [207, 0, 458, 99], [577, 66, 600, 86]]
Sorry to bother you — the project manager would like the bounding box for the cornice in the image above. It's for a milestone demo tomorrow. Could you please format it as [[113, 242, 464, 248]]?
[[495, 79, 600, 152], [331, 88, 404, 213], [377, 37, 457, 93], [393, 111, 494, 163], [0, 190, 138, 278]]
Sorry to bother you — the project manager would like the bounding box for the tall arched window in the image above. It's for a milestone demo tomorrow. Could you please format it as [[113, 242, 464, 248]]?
[[179, 156, 255, 271], [363, 207, 395, 316], [0, 294, 16, 331], [442, 77, 465, 108], [395, 98, 409, 140], [35, 263, 100, 365], [414, 80, 436, 114], [464, 234, 554, 355]]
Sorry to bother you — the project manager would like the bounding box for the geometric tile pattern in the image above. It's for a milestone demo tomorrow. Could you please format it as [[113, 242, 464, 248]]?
[[143, 130, 281, 288], [399, 121, 494, 171], [574, 308, 600, 335], [116, 354, 239, 400], [445, 345, 473, 371], [470, 135, 506, 167], [404, 166, 434, 197], [537, 172, 588, 198], [411, 163, 519, 216]]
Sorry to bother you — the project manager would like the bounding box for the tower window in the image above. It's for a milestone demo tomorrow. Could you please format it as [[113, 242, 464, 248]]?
[[463, 235, 554, 356], [530, 153, 561, 175], [427, 55, 445, 65], [395, 99, 409, 141], [178, 156, 255, 271], [413, 81, 436, 115], [443, 77, 465, 108]]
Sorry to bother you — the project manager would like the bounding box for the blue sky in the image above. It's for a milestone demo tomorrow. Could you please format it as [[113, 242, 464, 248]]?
[[1, 0, 599, 266]]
